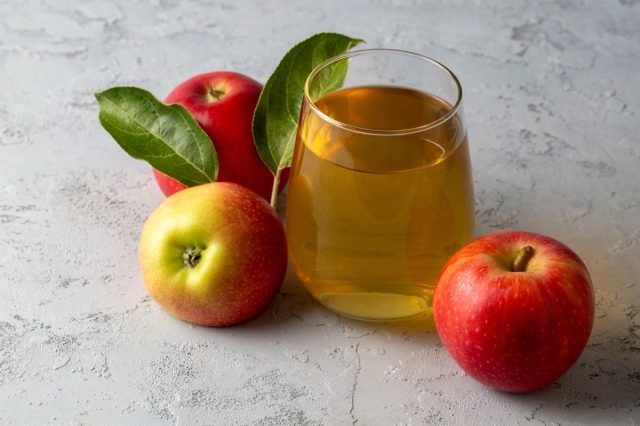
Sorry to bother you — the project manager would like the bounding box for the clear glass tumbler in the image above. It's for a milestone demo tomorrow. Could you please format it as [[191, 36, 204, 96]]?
[[285, 49, 474, 321]]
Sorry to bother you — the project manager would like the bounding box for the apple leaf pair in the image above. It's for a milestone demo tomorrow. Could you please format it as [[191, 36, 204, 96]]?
[[95, 33, 362, 206]]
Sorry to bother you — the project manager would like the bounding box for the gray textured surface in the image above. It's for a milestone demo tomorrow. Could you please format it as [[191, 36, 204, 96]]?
[[1, 0, 639, 424]]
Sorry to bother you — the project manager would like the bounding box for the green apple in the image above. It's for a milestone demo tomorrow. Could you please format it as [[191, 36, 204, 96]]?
[[138, 182, 288, 326]]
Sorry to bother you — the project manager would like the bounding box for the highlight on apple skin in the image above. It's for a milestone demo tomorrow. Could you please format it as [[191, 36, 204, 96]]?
[[433, 230, 595, 393], [138, 182, 288, 327]]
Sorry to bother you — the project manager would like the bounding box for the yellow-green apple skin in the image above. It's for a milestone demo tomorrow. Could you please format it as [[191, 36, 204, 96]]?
[[138, 182, 287, 326]]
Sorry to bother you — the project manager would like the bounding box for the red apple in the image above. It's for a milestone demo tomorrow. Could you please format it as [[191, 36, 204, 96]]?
[[433, 230, 594, 393], [138, 182, 288, 326], [153, 71, 289, 201]]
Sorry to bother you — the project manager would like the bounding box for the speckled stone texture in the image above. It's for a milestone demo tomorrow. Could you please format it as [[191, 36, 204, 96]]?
[[0, 0, 638, 424]]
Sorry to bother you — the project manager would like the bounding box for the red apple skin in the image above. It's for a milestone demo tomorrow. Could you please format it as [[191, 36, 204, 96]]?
[[153, 71, 289, 201], [433, 230, 594, 393], [139, 182, 288, 327]]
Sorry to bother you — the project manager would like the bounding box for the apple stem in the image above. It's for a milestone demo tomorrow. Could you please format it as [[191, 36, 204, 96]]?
[[512, 246, 534, 272], [270, 168, 282, 210]]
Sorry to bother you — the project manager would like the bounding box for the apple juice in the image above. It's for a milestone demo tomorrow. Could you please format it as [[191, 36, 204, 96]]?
[[285, 86, 474, 321]]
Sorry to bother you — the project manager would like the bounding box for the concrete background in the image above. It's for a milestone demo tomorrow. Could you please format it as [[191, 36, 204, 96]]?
[[1, 0, 639, 424]]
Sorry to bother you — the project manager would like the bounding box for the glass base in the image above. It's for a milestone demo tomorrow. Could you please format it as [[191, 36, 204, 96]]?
[[315, 290, 431, 322]]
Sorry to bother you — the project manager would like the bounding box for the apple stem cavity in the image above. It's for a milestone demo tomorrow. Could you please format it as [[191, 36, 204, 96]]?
[[512, 245, 534, 272], [205, 86, 226, 103], [183, 247, 202, 268]]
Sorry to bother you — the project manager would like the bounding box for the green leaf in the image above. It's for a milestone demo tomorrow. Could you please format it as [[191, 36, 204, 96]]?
[[95, 87, 218, 187], [253, 33, 363, 175]]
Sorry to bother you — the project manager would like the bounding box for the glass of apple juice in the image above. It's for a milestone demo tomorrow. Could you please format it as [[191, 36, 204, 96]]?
[[285, 49, 474, 322]]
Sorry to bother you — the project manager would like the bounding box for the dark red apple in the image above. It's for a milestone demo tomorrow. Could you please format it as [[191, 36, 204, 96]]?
[[154, 71, 288, 201], [433, 230, 595, 393]]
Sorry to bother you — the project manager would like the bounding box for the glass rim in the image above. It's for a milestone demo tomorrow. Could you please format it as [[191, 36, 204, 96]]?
[[303, 48, 463, 136]]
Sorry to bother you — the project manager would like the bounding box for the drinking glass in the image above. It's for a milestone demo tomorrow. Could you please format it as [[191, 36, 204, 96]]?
[[285, 49, 474, 321]]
